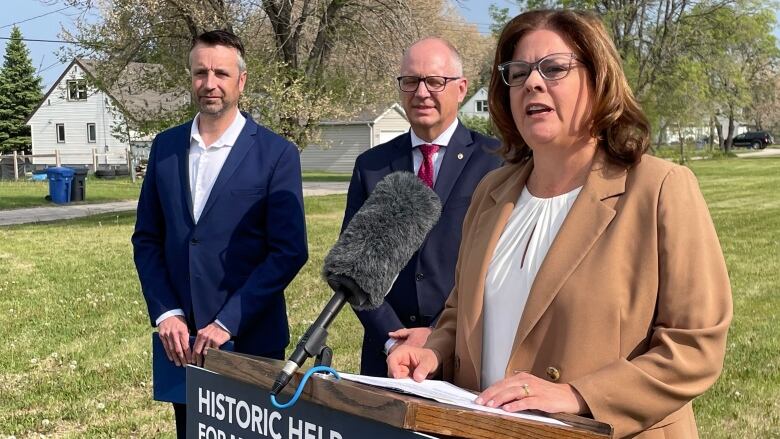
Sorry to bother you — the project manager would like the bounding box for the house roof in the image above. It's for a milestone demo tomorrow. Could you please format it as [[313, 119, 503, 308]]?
[[459, 86, 488, 111], [320, 103, 406, 125], [26, 58, 189, 125], [78, 59, 190, 120]]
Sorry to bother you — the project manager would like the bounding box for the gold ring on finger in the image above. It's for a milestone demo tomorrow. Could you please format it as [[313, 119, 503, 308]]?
[[521, 383, 530, 397]]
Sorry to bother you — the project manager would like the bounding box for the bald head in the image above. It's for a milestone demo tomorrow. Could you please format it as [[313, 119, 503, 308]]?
[[398, 37, 468, 142], [401, 37, 463, 77]]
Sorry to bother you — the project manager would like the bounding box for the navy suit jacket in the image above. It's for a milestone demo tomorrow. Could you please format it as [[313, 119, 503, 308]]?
[[132, 115, 308, 357], [342, 121, 501, 375]]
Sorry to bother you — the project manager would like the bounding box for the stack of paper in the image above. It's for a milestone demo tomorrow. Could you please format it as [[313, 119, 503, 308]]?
[[338, 373, 568, 427]]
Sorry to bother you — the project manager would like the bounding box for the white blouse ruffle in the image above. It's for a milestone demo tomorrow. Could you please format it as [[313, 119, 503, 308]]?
[[481, 185, 582, 389]]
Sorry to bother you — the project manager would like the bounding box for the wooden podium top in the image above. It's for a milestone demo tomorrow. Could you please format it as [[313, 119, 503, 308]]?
[[204, 350, 612, 439]]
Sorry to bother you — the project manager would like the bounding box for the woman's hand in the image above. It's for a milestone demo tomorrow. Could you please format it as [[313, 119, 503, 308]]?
[[386, 345, 440, 382], [475, 372, 588, 414]]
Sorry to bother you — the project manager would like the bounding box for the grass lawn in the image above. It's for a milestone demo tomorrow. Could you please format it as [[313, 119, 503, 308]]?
[[0, 173, 350, 210], [684, 158, 780, 437], [1, 159, 778, 437], [301, 171, 351, 182], [0, 178, 141, 210]]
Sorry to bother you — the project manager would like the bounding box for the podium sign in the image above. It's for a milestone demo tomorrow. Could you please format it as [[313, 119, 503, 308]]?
[[187, 366, 428, 439], [193, 350, 612, 439]]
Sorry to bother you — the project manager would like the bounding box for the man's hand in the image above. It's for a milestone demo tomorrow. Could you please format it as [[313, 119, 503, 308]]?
[[158, 315, 191, 367], [192, 323, 231, 366], [386, 345, 440, 382], [387, 327, 433, 354]]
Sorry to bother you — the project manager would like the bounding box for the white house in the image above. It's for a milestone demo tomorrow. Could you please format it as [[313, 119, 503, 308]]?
[[26, 58, 188, 168], [660, 115, 749, 145], [300, 103, 410, 172], [459, 87, 489, 119]]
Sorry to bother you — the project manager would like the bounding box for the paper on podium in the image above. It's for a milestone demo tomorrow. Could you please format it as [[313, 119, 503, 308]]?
[[338, 373, 568, 428]]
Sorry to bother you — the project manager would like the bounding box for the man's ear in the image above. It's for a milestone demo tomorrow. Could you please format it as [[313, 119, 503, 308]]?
[[458, 77, 469, 103], [238, 71, 247, 93]]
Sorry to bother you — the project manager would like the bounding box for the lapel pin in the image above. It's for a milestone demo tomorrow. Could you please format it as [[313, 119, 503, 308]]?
[[457, 153, 464, 160]]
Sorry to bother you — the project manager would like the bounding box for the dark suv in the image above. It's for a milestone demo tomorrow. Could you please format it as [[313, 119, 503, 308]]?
[[732, 131, 774, 149]]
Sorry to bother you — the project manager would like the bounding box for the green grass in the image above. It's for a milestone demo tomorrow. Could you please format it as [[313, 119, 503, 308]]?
[[0, 174, 350, 210], [1, 159, 778, 437], [0, 178, 141, 210], [651, 145, 738, 162], [301, 171, 351, 182], [686, 158, 780, 438], [0, 194, 351, 438]]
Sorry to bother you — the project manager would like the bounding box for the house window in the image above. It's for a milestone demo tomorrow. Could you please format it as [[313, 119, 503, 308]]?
[[67, 80, 87, 101], [87, 123, 97, 143], [475, 100, 488, 112], [56, 123, 65, 143]]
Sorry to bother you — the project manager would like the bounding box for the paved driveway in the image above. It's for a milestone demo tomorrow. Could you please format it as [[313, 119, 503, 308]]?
[[735, 147, 780, 158]]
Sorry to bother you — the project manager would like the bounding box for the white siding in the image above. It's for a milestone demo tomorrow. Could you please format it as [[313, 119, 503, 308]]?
[[373, 108, 410, 147], [660, 116, 748, 144], [300, 124, 370, 172], [459, 87, 489, 119], [27, 63, 128, 167]]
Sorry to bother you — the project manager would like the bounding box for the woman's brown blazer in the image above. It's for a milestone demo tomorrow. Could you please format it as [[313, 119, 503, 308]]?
[[425, 151, 732, 438]]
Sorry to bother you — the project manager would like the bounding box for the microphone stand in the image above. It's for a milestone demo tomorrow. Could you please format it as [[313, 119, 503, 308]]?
[[270, 290, 346, 396], [313, 345, 333, 368]]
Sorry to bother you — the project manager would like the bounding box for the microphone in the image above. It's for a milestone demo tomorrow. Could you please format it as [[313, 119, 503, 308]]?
[[270, 171, 442, 396]]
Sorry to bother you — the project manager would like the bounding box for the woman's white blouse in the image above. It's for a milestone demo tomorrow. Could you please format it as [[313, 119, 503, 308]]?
[[481, 185, 582, 389]]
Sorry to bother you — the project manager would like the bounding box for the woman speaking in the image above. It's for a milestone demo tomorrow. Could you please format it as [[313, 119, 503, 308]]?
[[387, 9, 732, 438]]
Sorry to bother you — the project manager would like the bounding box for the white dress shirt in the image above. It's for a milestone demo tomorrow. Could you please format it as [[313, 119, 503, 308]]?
[[189, 111, 247, 222], [481, 185, 582, 388], [154, 111, 246, 332], [384, 118, 460, 354], [409, 118, 460, 185]]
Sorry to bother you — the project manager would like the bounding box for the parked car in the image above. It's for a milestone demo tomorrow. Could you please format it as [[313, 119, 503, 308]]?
[[732, 131, 774, 149]]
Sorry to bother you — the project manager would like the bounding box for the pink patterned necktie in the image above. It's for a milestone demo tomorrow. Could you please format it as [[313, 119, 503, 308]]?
[[417, 143, 439, 188]]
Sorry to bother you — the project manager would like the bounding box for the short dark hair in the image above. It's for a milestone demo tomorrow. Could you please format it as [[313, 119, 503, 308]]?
[[191, 30, 245, 58], [489, 9, 650, 166], [190, 30, 247, 72]]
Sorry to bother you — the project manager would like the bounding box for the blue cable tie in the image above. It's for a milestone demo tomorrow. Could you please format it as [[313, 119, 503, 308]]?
[[270, 365, 341, 409]]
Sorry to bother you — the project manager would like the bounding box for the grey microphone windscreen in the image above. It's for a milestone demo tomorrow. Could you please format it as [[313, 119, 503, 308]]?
[[323, 171, 442, 311]]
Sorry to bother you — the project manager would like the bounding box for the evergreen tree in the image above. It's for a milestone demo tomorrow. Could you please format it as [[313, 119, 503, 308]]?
[[0, 26, 43, 154]]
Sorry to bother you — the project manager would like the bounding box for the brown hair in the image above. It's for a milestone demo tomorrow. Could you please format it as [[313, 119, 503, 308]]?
[[488, 9, 650, 166], [190, 30, 246, 72]]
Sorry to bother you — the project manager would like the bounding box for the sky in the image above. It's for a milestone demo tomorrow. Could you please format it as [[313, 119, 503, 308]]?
[[0, 0, 777, 90], [0, 1, 81, 89]]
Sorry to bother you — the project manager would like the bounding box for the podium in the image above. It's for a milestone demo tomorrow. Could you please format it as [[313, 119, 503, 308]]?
[[188, 350, 612, 438]]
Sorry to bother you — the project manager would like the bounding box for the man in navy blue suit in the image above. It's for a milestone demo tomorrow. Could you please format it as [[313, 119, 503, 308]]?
[[342, 38, 502, 377], [132, 30, 307, 437]]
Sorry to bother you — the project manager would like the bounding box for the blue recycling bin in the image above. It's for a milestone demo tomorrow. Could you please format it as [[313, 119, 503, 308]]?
[[46, 167, 75, 204]]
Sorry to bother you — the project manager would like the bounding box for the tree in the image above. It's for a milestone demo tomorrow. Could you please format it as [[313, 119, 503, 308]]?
[[485, 0, 711, 105], [643, 58, 710, 161], [460, 115, 496, 137], [55, 0, 491, 149], [0, 26, 43, 154], [758, 73, 780, 135], [488, 3, 512, 38], [486, 0, 780, 154], [690, 5, 779, 152], [417, 1, 495, 101]]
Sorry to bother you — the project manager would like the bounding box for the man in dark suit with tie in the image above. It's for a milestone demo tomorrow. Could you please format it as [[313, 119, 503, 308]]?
[[132, 30, 308, 437], [342, 37, 502, 377]]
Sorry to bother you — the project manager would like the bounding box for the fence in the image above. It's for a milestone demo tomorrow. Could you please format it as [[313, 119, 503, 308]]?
[[0, 148, 136, 183]]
